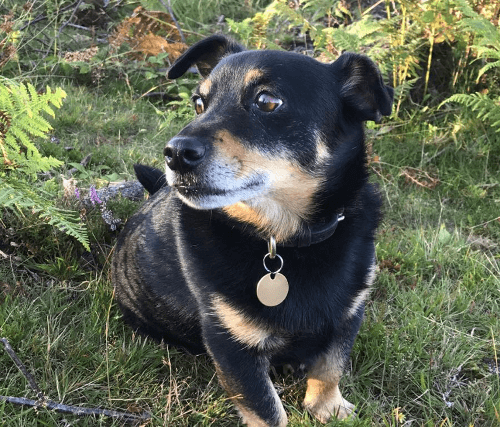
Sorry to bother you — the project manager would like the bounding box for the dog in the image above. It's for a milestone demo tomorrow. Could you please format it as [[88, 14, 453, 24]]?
[[112, 34, 393, 426]]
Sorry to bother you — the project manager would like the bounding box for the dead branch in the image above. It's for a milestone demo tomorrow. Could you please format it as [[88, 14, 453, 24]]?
[[159, 0, 187, 44], [400, 167, 439, 189], [19, 13, 49, 31], [0, 396, 151, 422], [1, 338, 151, 423], [20, 0, 83, 31], [58, 0, 84, 37], [66, 23, 93, 32], [0, 338, 44, 401], [422, 146, 452, 165]]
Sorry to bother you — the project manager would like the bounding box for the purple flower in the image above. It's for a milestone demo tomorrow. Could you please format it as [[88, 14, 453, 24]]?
[[75, 187, 80, 199], [89, 186, 102, 206]]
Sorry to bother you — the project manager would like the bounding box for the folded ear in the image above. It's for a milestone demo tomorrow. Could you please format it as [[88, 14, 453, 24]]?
[[167, 34, 245, 79], [331, 52, 393, 123]]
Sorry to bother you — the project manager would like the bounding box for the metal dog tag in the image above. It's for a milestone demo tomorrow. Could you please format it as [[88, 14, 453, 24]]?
[[256, 273, 289, 307]]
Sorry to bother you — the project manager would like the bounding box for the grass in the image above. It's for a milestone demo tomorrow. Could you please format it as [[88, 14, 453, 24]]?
[[1, 84, 499, 427], [1, 1, 500, 426]]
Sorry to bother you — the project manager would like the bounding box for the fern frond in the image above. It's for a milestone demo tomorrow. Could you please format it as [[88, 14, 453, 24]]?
[[0, 78, 87, 249], [0, 80, 67, 148], [347, 15, 383, 42], [266, 0, 310, 31], [442, 93, 500, 132], [474, 47, 500, 61], [0, 79, 66, 177], [15, 113, 53, 139], [336, 29, 361, 52], [313, 16, 384, 56], [461, 18, 499, 46], [0, 178, 90, 251], [454, 0, 500, 52]]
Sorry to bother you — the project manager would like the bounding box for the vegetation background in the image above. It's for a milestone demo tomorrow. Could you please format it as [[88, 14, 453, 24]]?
[[0, 0, 499, 425]]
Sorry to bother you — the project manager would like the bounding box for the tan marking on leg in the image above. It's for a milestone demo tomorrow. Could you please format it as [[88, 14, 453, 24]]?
[[213, 361, 287, 427], [243, 68, 264, 86], [303, 349, 355, 423], [346, 287, 371, 318], [346, 262, 377, 318], [238, 406, 287, 427], [199, 78, 212, 97], [212, 295, 286, 351], [304, 379, 354, 422], [214, 130, 324, 242]]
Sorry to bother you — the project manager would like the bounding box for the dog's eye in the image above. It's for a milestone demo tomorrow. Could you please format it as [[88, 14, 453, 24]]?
[[193, 97, 205, 115], [256, 93, 282, 112]]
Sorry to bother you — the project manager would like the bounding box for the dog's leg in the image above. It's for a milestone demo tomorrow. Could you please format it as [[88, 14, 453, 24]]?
[[203, 321, 287, 427], [303, 347, 355, 423]]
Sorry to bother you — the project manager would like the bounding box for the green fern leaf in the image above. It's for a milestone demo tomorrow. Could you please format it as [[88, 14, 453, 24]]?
[[0, 78, 88, 250], [477, 60, 500, 81], [332, 28, 360, 52], [0, 178, 90, 251], [442, 93, 500, 132]]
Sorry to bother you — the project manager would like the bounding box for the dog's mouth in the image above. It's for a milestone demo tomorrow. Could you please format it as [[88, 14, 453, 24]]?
[[172, 177, 267, 210], [175, 185, 230, 197]]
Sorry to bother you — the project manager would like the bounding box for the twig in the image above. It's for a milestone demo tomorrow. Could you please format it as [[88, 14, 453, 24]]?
[[34, 37, 51, 48], [1, 338, 151, 423], [58, 0, 84, 37], [0, 396, 151, 422], [20, 0, 83, 31], [141, 91, 169, 99], [19, 13, 49, 31], [65, 23, 93, 32], [400, 167, 439, 189], [158, 0, 187, 44], [362, 0, 386, 17], [31, 48, 53, 55], [0, 338, 44, 401], [0, 250, 21, 262], [422, 146, 451, 165]]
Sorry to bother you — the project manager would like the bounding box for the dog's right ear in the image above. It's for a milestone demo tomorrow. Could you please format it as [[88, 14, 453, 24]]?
[[167, 35, 245, 79], [331, 52, 393, 123]]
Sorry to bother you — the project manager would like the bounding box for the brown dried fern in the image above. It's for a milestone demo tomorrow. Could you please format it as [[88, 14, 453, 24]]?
[[109, 6, 187, 61]]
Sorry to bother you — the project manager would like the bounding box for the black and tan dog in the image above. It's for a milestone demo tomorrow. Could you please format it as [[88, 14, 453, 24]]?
[[112, 34, 393, 426]]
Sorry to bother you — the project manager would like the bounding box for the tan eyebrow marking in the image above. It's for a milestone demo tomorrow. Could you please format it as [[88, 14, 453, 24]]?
[[199, 78, 212, 97], [243, 68, 265, 86]]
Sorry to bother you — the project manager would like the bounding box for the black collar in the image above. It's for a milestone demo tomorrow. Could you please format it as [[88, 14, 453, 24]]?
[[280, 209, 345, 248]]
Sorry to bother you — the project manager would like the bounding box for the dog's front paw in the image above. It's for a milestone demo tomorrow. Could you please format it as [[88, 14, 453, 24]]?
[[238, 405, 288, 427], [304, 398, 355, 423], [303, 381, 355, 423]]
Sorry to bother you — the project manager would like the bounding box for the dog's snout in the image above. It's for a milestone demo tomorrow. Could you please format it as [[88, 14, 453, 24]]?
[[164, 137, 206, 171]]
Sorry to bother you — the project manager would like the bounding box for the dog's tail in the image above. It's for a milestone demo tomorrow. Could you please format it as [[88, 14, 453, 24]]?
[[133, 164, 167, 195]]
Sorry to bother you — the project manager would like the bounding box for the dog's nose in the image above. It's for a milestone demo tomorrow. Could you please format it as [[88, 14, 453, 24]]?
[[163, 137, 206, 171]]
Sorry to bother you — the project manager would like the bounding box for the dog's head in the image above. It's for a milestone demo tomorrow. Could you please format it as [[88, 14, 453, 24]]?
[[165, 35, 393, 241]]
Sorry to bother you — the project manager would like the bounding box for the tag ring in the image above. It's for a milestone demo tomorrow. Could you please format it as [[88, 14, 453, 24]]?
[[263, 253, 283, 274], [268, 236, 277, 259]]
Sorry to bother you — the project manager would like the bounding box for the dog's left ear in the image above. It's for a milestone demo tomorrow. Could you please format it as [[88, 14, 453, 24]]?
[[331, 52, 394, 123], [167, 34, 245, 79]]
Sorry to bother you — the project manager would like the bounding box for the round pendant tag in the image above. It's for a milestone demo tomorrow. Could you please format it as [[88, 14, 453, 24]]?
[[256, 273, 289, 307]]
